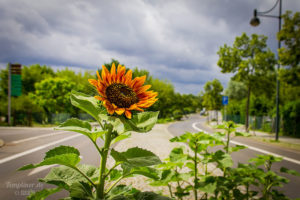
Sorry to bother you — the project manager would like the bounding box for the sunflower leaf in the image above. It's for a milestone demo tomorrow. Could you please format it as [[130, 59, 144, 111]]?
[[70, 90, 105, 121], [55, 118, 106, 142], [121, 111, 159, 133], [18, 146, 81, 170], [40, 165, 98, 190], [27, 187, 62, 200], [111, 147, 161, 168]]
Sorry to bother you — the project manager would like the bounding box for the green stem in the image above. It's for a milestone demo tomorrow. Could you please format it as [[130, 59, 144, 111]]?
[[96, 126, 112, 199], [97, 120, 105, 130], [194, 144, 198, 200], [91, 139, 103, 157], [70, 166, 97, 189], [167, 184, 174, 198], [104, 162, 121, 179], [105, 173, 132, 194]]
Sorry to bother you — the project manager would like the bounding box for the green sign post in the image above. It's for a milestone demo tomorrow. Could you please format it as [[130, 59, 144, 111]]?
[[11, 64, 22, 97], [8, 63, 22, 125]]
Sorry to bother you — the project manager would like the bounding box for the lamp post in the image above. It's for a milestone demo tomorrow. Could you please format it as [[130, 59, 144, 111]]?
[[250, 0, 282, 141]]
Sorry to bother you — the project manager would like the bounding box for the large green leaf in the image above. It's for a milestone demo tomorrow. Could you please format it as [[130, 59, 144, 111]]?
[[108, 185, 140, 200], [134, 192, 171, 200], [210, 150, 233, 168], [27, 187, 62, 200], [69, 181, 95, 199], [169, 147, 187, 163], [55, 118, 106, 142], [120, 111, 159, 133], [40, 165, 98, 190], [19, 146, 81, 170], [111, 147, 161, 168], [70, 90, 105, 121], [130, 167, 160, 180]]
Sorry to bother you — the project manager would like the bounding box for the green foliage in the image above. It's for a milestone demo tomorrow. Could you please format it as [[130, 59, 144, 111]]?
[[218, 33, 276, 131], [225, 80, 247, 101], [27, 187, 62, 200], [148, 121, 297, 200], [111, 147, 161, 168], [278, 11, 300, 86], [281, 100, 300, 137], [56, 118, 106, 142], [202, 79, 223, 111], [32, 77, 76, 115], [19, 146, 81, 170]]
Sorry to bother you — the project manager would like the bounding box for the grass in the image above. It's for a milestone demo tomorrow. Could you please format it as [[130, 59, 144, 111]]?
[[157, 118, 175, 124]]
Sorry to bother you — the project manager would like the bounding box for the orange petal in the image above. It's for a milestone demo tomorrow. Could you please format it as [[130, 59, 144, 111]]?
[[97, 70, 101, 81], [101, 65, 108, 84], [103, 100, 115, 115], [94, 96, 106, 101], [136, 85, 151, 94], [130, 104, 144, 111], [124, 70, 132, 86], [111, 63, 116, 82], [132, 75, 146, 89], [125, 110, 132, 119], [117, 65, 126, 83], [115, 108, 125, 115], [88, 79, 98, 87]]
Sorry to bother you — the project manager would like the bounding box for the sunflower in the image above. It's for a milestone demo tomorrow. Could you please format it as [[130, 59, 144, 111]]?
[[88, 64, 158, 119]]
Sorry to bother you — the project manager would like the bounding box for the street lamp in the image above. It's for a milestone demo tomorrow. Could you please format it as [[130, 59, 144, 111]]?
[[250, 0, 282, 141]]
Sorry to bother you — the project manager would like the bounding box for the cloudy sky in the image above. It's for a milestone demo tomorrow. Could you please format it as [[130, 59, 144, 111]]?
[[0, 0, 299, 94]]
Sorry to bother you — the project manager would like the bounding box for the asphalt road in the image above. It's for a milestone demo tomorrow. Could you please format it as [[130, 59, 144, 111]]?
[[0, 127, 102, 200], [0, 115, 299, 199], [168, 114, 300, 199]]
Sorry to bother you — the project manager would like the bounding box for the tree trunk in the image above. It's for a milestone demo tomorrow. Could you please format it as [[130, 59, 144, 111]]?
[[245, 84, 251, 132]]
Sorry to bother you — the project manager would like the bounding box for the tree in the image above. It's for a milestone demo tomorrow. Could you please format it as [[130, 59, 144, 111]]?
[[277, 11, 300, 86], [225, 80, 247, 101], [202, 79, 223, 123], [31, 78, 76, 123], [22, 64, 55, 94], [217, 33, 276, 132]]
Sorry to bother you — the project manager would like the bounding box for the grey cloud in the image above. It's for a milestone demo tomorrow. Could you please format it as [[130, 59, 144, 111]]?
[[0, 0, 299, 94]]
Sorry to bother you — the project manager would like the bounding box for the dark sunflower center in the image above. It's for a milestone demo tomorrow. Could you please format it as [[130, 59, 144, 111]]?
[[106, 83, 139, 108]]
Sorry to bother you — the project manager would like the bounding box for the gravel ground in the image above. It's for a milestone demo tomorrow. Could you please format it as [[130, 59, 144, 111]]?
[[106, 123, 221, 199]]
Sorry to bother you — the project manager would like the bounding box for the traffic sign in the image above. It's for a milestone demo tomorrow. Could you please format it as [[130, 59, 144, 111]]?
[[10, 64, 22, 97], [222, 96, 228, 105]]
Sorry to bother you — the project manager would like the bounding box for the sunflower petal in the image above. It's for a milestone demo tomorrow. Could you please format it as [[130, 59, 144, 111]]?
[[97, 70, 101, 81], [103, 100, 115, 115], [132, 75, 146, 89], [94, 96, 106, 101], [115, 108, 125, 115], [88, 79, 98, 87], [124, 70, 132, 85], [111, 63, 116, 82], [101, 65, 108, 85], [118, 65, 126, 83], [125, 110, 132, 119], [136, 85, 151, 94]]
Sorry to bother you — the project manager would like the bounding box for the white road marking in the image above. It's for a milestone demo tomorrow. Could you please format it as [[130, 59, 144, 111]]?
[[192, 122, 300, 165], [28, 165, 58, 176], [0, 134, 82, 165], [10, 131, 67, 144]]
